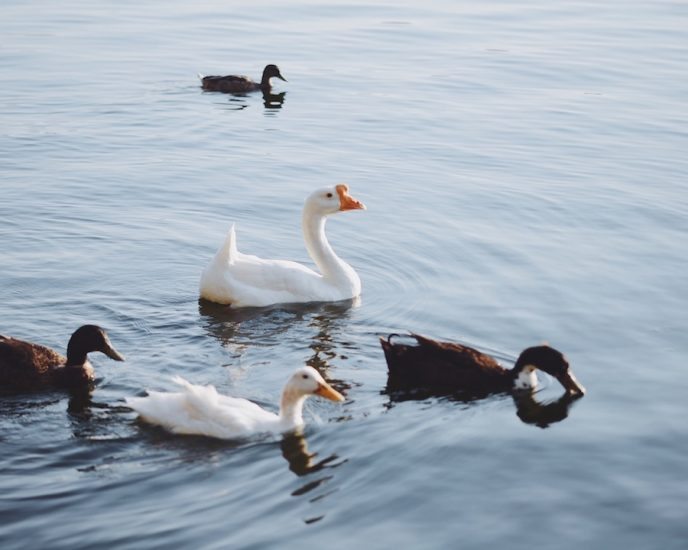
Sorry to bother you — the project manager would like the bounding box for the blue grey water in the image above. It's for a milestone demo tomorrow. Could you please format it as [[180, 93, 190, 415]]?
[[1, 0, 686, 548]]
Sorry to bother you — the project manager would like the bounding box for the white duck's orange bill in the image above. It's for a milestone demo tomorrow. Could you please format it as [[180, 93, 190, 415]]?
[[316, 382, 345, 402], [336, 184, 366, 211]]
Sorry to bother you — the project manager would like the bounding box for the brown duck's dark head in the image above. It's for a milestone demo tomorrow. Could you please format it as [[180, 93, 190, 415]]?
[[262, 64, 287, 84], [66, 325, 125, 367], [513, 345, 585, 396]]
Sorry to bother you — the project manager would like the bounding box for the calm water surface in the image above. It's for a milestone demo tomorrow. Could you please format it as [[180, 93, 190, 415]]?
[[1, 0, 687, 548]]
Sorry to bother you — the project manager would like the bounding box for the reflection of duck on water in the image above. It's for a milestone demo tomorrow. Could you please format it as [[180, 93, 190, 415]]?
[[512, 391, 582, 428], [280, 431, 344, 476], [384, 385, 582, 428], [281, 431, 346, 525], [263, 90, 286, 109]]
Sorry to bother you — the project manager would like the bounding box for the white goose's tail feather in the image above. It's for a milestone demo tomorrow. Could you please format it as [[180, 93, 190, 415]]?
[[215, 223, 238, 265], [199, 224, 241, 304], [227, 224, 239, 261]]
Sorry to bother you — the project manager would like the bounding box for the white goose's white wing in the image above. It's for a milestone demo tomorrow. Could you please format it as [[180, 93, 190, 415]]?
[[199, 225, 337, 307], [126, 376, 280, 439]]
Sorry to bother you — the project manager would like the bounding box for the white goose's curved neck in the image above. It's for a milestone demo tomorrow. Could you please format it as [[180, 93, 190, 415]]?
[[280, 389, 307, 430], [302, 208, 349, 280]]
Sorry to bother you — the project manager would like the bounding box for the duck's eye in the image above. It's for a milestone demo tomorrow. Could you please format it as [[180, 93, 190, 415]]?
[[302, 374, 309, 379], [326, 192, 333, 198]]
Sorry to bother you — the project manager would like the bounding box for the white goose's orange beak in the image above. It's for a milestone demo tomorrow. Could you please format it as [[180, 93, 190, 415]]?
[[336, 184, 366, 211], [315, 381, 345, 402]]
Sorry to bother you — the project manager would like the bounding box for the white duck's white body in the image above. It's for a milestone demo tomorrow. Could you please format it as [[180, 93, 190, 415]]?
[[125, 367, 344, 439], [199, 184, 366, 308]]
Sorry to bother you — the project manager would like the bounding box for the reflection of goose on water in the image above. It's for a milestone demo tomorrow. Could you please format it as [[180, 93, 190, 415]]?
[[200, 185, 366, 308], [198, 299, 358, 365], [126, 367, 344, 439]]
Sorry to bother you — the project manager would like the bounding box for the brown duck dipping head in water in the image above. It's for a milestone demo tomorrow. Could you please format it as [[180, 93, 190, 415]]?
[[0, 325, 124, 391], [380, 333, 585, 397]]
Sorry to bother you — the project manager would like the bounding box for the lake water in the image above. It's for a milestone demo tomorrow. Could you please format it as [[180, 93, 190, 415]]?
[[1, 0, 687, 548]]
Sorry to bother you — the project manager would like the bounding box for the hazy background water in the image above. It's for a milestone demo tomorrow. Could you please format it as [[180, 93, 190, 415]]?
[[1, 0, 687, 548]]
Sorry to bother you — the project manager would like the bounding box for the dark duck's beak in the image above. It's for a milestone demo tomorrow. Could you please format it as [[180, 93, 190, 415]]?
[[556, 369, 585, 397], [101, 335, 125, 362]]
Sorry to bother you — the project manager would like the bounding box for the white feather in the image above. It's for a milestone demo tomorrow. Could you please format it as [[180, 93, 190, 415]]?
[[514, 365, 538, 390]]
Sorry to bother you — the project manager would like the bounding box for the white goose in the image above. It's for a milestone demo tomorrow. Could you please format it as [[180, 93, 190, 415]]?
[[199, 184, 366, 307], [125, 366, 344, 439]]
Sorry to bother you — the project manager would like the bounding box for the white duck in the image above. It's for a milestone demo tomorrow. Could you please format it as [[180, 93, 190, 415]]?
[[125, 366, 345, 439], [199, 184, 366, 307]]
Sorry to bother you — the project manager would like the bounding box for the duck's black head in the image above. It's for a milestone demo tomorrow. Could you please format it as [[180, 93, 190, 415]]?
[[262, 64, 287, 83], [513, 345, 585, 396], [66, 325, 125, 367]]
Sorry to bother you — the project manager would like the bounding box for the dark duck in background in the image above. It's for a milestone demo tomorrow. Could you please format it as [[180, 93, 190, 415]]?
[[0, 325, 124, 391], [200, 64, 287, 94]]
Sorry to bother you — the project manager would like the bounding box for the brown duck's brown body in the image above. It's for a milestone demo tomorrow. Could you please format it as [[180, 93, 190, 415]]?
[[201, 75, 262, 93], [0, 325, 124, 391], [381, 333, 514, 394], [0, 336, 65, 379], [0, 335, 91, 390]]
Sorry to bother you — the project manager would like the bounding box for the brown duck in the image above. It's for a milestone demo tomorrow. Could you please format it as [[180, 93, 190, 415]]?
[[200, 64, 287, 94], [0, 325, 124, 390], [380, 333, 585, 397]]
